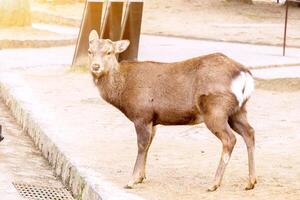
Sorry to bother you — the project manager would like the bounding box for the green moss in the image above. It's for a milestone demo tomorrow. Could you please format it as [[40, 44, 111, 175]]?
[[67, 65, 89, 73]]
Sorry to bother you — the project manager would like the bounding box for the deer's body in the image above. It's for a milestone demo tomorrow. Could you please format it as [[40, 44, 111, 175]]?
[[88, 30, 257, 191], [96, 53, 248, 126]]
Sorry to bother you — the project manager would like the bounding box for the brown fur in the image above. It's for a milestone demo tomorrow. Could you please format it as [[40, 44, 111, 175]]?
[[88, 33, 256, 191], [94, 53, 248, 125]]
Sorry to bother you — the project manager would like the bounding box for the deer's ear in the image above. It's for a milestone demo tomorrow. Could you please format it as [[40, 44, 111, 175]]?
[[114, 40, 130, 54], [89, 30, 99, 42]]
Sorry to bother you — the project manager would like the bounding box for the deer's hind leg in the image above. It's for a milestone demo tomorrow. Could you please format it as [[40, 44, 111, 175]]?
[[201, 94, 237, 191], [229, 106, 257, 190]]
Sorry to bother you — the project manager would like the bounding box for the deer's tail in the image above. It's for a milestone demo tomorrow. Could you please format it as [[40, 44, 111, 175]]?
[[231, 71, 255, 107]]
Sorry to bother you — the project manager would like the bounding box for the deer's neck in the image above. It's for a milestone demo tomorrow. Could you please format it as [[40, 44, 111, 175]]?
[[95, 69, 125, 108]]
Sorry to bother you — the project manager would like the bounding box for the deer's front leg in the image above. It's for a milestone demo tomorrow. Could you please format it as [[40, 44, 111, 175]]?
[[126, 121, 155, 189]]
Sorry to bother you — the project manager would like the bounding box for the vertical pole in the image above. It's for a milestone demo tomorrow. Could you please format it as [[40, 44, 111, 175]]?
[[72, 1, 104, 67], [0, 125, 3, 142], [283, 0, 289, 56], [72, 0, 143, 65], [119, 1, 143, 61], [100, 1, 124, 41]]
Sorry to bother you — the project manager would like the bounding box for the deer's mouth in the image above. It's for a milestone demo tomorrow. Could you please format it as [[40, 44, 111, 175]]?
[[91, 67, 107, 78]]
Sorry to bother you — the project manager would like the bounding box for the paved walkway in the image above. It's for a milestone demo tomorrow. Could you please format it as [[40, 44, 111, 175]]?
[[0, 99, 69, 199], [139, 35, 300, 68], [1, 34, 300, 72], [251, 66, 300, 79]]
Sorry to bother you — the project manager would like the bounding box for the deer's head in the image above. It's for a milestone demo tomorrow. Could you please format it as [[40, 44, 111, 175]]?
[[88, 30, 130, 78]]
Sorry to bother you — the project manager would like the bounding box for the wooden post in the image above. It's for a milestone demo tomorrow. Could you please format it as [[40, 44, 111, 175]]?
[[72, 0, 104, 66], [119, 1, 143, 61], [282, 0, 300, 56], [0, 125, 3, 142], [283, 0, 289, 56], [100, 0, 124, 41], [72, 0, 143, 66]]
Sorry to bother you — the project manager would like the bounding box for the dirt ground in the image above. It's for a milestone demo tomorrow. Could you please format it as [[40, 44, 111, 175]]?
[[30, 0, 300, 47], [16, 67, 300, 200], [98, 79, 300, 200], [256, 78, 300, 91]]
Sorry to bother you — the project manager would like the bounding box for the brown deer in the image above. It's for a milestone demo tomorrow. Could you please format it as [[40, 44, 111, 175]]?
[[88, 30, 256, 191]]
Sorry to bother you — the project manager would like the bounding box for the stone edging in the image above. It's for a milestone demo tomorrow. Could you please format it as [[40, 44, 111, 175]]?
[[0, 73, 143, 200]]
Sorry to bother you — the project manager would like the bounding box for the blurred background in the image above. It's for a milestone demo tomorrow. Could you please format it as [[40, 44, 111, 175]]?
[[1, 1, 300, 200], [0, 0, 299, 49]]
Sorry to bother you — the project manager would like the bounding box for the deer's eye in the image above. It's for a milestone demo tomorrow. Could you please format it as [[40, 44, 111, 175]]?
[[107, 51, 112, 55]]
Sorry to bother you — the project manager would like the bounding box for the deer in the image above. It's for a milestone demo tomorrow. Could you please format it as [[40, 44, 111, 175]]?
[[88, 30, 256, 191]]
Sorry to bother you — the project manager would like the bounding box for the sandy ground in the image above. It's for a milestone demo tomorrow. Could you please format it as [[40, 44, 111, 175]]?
[[30, 0, 300, 47], [255, 77, 300, 91], [14, 66, 300, 200]]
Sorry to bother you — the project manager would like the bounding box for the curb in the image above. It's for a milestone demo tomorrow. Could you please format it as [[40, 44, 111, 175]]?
[[0, 73, 143, 200], [249, 63, 300, 70], [0, 39, 76, 49], [0, 74, 99, 199]]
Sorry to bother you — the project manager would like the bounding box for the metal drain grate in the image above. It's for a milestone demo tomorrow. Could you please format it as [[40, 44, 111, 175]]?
[[13, 183, 74, 200]]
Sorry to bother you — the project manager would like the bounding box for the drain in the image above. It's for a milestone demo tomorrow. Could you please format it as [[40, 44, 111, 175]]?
[[13, 183, 74, 200]]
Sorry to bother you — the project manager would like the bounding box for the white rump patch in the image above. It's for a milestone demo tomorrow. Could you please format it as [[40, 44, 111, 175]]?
[[231, 71, 254, 107]]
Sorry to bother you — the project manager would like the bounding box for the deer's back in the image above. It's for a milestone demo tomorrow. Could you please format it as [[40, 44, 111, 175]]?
[[118, 53, 247, 124]]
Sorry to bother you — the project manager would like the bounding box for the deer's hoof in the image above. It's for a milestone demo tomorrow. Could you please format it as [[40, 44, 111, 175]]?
[[125, 177, 145, 189], [245, 178, 257, 190], [207, 184, 219, 192], [125, 179, 137, 189], [124, 183, 134, 189], [0, 136, 4, 142]]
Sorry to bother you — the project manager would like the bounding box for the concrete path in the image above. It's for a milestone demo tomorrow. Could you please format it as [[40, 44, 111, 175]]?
[[252, 66, 300, 79], [0, 99, 70, 200], [9, 22, 300, 69], [0, 46, 73, 71], [32, 23, 79, 37], [139, 35, 300, 68], [1, 34, 300, 72]]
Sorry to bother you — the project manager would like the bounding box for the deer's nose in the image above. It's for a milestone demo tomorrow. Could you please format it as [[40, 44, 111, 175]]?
[[92, 64, 101, 71]]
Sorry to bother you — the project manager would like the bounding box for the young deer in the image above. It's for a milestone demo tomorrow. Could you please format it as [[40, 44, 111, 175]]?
[[88, 30, 256, 191]]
